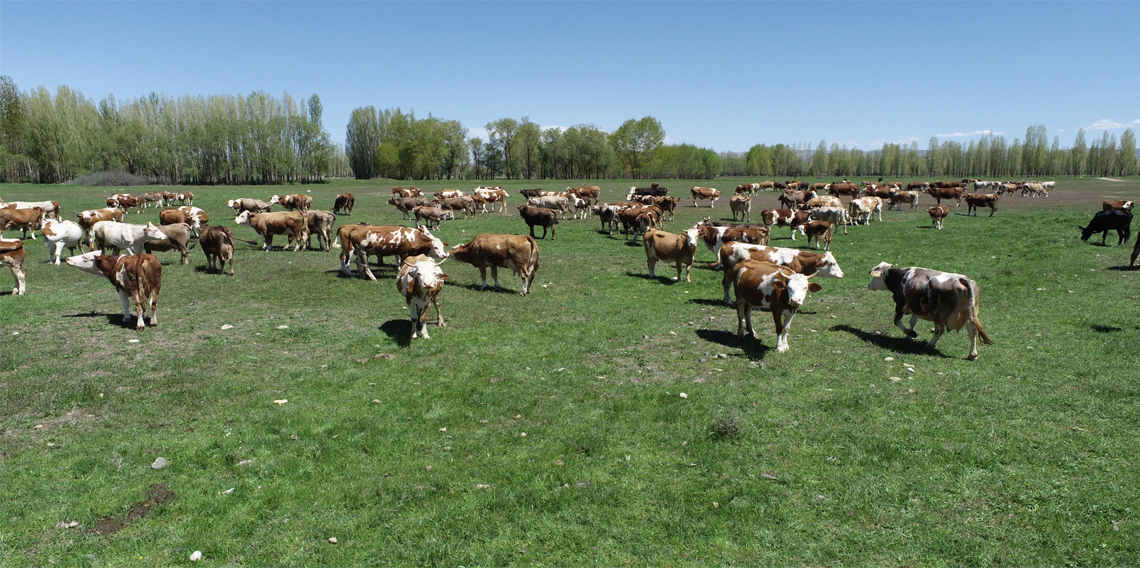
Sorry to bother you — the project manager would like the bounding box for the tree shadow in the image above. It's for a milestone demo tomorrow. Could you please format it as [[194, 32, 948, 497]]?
[[830, 324, 951, 358], [378, 319, 413, 348], [694, 328, 771, 360]]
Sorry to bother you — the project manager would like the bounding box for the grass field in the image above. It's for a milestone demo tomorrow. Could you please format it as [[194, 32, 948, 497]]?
[[2, 176, 1139, 567]]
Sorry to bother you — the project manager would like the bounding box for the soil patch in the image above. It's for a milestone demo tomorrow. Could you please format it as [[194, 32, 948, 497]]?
[[91, 483, 175, 536]]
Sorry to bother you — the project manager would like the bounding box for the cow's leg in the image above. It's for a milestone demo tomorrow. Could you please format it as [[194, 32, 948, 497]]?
[[647, 256, 656, 279], [476, 265, 489, 290], [927, 323, 945, 349], [894, 303, 917, 338], [145, 288, 158, 327], [433, 294, 445, 328], [361, 250, 378, 281], [263, 234, 273, 251], [736, 301, 749, 340], [51, 241, 64, 264], [965, 319, 980, 361], [675, 259, 684, 282], [775, 309, 797, 352], [118, 289, 134, 324], [407, 302, 421, 339], [489, 265, 501, 291], [1101, 231, 1108, 245]]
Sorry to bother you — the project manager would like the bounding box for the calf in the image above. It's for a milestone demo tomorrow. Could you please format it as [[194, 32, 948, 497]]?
[[144, 223, 193, 265], [0, 206, 45, 239], [690, 186, 722, 208], [718, 242, 844, 305], [66, 251, 162, 330], [802, 220, 834, 251], [0, 238, 26, 295], [1102, 200, 1134, 212], [414, 204, 454, 230], [733, 260, 822, 352], [40, 219, 84, 264], [91, 221, 169, 254], [730, 194, 752, 222], [963, 193, 998, 217], [227, 198, 273, 214], [867, 262, 993, 360], [1079, 209, 1132, 245], [643, 228, 700, 282], [518, 206, 559, 240], [928, 205, 949, 230], [234, 210, 308, 251], [333, 193, 355, 216], [199, 225, 236, 275], [449, 233, 539, 295], [396, 255, 448, 340], [389, 196, 428, 220]]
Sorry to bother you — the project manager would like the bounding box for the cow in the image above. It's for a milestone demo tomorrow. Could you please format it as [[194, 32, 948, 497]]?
[[526, 196, 572, 219], [159, 207, 193, 228], [389, 196, 428, 220], [1020, 182, 1046, 198], [848, 197, 883, 225], [730, 194, 752, 222], [858, 185, 894, 199], [928, 205, 949, 230], [929, 180, 966, 189], [518, 188, 544, 199], [396, 254, 449, 340], [1102, 200, 1134, 212], [270, 194, 313, 212], [645, 196, 677, 221], [867, 262, 994, 360], [234, 210, 308, 251], [802, 220, 835, 251], [1, 200, 61, 220], [0, 238, 26, 295], [0, 206, 45, 239], [963, 193, 998, 217], [140, 192, 165, 208], [693, 220, 770, 268], [199, 225, 236, 275], [803, 196, 844, 210], [449, 233, 539, 295], [828, 182, 861, 198], [734, 183, 759, 195], [905, 181, 929, 192], [1041, 181, 1056, 191], [810, 206, 851, 236], [111, 195, 143, 213], [474, 187, 510, 212], [718, 242, 844, 305], [66, 251, 162, 330], [887, 191, 920, 211], [593, 204, 620, 234], [337, 225, 448, 280], [761, 208, 810, 240], [690, 186, 722, 208], [785, 180, 801, 190], [571, 196, 593, 220], [567, 186, 600, 204], [1079, 210, 1132, 245], [733, 259, 822, 353], [304, 210, 337, 251], [627, 185, 667, 199], [90, 221, 169, 255], [643, 228, 700, 282], [616, 206, 659, 243], [162, 191, 180, 206], [392, 187, 423, 198], [779, 189, 817, 209], [434, 189, 467, 200], [227, 198, 273, 214], [435, 196, 476, 219], [333, 193, 355, 216], [174, 192, 194, 206], [809, 182, 830, 192], [41, 219, 84, 264], [927, 185, 966, 206], [414, 204, 455, 230], [76, 208, 123, 247], [144, 223, 193, 265]]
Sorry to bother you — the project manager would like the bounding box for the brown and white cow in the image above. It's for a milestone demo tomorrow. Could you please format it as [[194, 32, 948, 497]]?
[[867, 262, 993, 360], [389, 196, 428, 220], [90, 221, 169, 255], [779, 189, 817, 209], [733, 259, 822, 352], [270, 194, 312, 212], [0, 206, 45, 239], [718, 242, 844, 305], [66, 251, 162, 330], [77, 208, 124, 246], [1102, 200, 1134, 212], [434, 189, 468, 200], [690, 186, 722, 208], [1, 199, 61, 220], [449, 233, 539, 295], [963, 193, 998, 217], [140, 192, 165, 208], [803, 196, 843, 210], [159, 207, 193, 228], [413, 204, 455, 230], [802, 220, 835, 251], [730, 194, 752, 222], [474, 187, 510, 212], [41, 219, 84, 264], [761, 208, 811, 240], [693, 219, 770, 268], [338, 225, 448, 281], [333, 193, 355, 216], [227, 198, 273, 214], [144, 223, 193, 265], [567, 186, 600, 204], [848, 197, 883, 225], [396, 254, 448, 340], [887, 191, 920, 211], [392, 187, 423, 198], [928, 205, 949, 230], [616, 205, 660, 243], [643, 227, 700, 282], [234, 210, 308, 251], [436, 196, 476, 219], [304, 210, 337, 251], [199, 225, 236, 275], [0, 238, 26, 295]]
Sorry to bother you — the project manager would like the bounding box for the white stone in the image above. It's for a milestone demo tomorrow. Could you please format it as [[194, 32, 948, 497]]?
[[190, 551, 202, 561]]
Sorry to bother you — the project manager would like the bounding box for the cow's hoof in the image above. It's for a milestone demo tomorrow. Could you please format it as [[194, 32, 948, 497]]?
[[904, 330, 918, 338]]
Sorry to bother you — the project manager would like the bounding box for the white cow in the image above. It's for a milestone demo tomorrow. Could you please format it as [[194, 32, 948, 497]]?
[[810, 206, 851, 235], [41, 219, 84, 264], [91, 221, 168, 255], [526, 196, 572, 219]]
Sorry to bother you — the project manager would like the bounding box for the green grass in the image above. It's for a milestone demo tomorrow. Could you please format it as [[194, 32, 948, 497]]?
[[1, 177, 1139, 567]]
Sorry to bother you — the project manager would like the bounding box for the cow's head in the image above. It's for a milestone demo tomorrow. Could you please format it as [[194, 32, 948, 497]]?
[[143, 223, 168, 241], [234, 210, 252, 226], [269, 195, 281, 205], [226, 199, 238, 209], [773, 272, 820, 308], [65, 250, 104, 274], [867, 262, 893, 290], [683, 228, 699, 249], [418, 227, 449, 259], [814, 252, 845, 278]]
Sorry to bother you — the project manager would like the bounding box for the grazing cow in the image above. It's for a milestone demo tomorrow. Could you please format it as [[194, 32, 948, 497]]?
[[887, 191, 920, 211], [809, 182, 830, 192], [730, 194, 752, 222], [693, 220, 770, 268], [178, 206, 209, 235], [779, 189, 817, 209], [144, 223, 193, 265], [413, 204, 455, 230], [140, 192, 165, 208], [803, 220, 835, 251], [159, 207, 194, 228], [227, 198, 273, 214], [449, 233, 539, 295], [927, 185, 966, 206], [199, 225, 236, 275], [0, 238, 26, 295], [733, 260, 822, 352], [41, 219, 84, 264], [1, 200, 61, 220], [392, 187, 423, 198], [111, 195, 143, 213], [848, 197, 883, 225], [718, 242, 844, 305], [810, 206, 851, 236], [0, 206, 45, 239], [905, 181, 929, 192], [1020, 182, 1046, 198], [518, 188, 544, 199], [690, 186, 722, 208], [567, 186, 600, 204], [858, 185, 894, 199], [643, 228, 700, 282], [270, 194, 313, 212], [436, 196, 476, 219], [963, 193, 998, 217], [928, 205, 949, 230], [337, 225, 449, 280], [761, 208, 810, 240], [91, 221, 169, 255], [803, 196, 843, 210], [304, 210, 337, 251], [1102, 200, 1134, 212], [627, 185, 668, 199], [234, 210, 308, 251], [867, 262, 993, 360], [333, 193, 355, 216], [828, 182, 861, 198], [396, 255, 448, 340], [593, 204, 620, 234], [518, 206, 560, 240], [66, 251, 162, 330], [527, 196, 572, 219], [1079, 209, 1132, 245], [389, 196, 427, 220], [434, 189, 467, 200], [76, 208, 123, 246], [929, 180, 966, 189], [616, 206, 659, 242]]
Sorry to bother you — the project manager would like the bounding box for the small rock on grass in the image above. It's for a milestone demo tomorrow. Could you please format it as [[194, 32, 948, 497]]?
[[190, 551, 202, 562], [328, 537, 337, 544], [220, 324, 233, 330], [151, 457, 169, 470]]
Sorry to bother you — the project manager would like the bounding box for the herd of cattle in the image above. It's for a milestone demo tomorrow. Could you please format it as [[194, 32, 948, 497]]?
[[1, 179, 1136, 358]]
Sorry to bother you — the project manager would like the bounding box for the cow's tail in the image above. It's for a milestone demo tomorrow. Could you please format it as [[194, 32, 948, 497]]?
[[961, 277, 994, 345], [824, 223, 834, 243]]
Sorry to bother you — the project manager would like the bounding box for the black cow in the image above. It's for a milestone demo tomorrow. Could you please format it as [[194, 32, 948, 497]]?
[[1079, 209, 1132, 245], [518, 189, 544, 199], [518, 205, 559, 240]]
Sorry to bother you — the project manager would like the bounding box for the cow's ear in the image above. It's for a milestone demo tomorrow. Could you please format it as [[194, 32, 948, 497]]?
[[771, 280, 787, 292], [439, 272, 449, 281], [808, 283, 822, 293]]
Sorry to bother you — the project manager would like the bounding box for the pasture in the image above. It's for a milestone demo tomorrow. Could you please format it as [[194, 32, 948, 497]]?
[[2, 177, 1139, 567]]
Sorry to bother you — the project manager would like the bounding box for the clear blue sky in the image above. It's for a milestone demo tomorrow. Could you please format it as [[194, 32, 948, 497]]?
[[2, 1, 1138, 152]]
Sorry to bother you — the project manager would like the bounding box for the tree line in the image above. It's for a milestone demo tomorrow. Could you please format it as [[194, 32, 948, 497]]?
[[1, 77, 1135, 185]]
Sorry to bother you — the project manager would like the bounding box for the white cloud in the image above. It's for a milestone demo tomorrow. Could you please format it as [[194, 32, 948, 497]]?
[[467, 126, 490, 142], [1085, 118, 1140, 131], [933, 129, 1003, 138]]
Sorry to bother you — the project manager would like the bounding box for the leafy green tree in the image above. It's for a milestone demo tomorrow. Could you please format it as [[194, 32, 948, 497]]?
[[346, 106, 381, 179], [609, 116, 664, 178]]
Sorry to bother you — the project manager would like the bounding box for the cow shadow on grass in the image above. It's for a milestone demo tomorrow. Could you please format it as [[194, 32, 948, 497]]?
[[456, 282, 517, 294], [378, 319, 413, 348], [694, 328, 772, 360], [831, 324, 951, 358], [1106, 265, 1140, 271], [62, 311, 139, 329], [623, 271, 688, 285]]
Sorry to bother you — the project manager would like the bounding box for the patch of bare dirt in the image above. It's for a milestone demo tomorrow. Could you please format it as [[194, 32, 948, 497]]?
[[92, 483, 175, 536]]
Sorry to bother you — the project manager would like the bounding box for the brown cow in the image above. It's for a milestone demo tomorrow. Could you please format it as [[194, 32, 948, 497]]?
[[337, 225, 448, 281], [518, 206, 559, 240], [730, 194, 752, 222], [159, 207, 193, 227], [143, 223, 193, 265], [0, 206, 45, 239], [389, 196, 427, 220], [66, 251, 162, 330], [567, 186, 600, 204], [616, 205, 660, 243], [449, 233, 539, 295], [828, 182, 860, 198], [732, 259, 822, 352], [227, 198, 273, 214], [413, 204, 454, 230], [199, 225, 236, 275], [928, 205, 949, 229], [643, 227, 700, 282], [1102, 200, 1134, 212], [692, 219, 770, 268], [234, 210, 308, 251], [779, 190, 816, 209], [435, 196, 476, 219], [802, 220, 835, 250], [963, 193, 998, 217], [690, 186, 722, 208], [0, 238, 26, 295], [304, 210, 337, 251], [76, 208, 124, 247], [927, 185, 966, 206], [271, 194, 313, 212], [650, 196, 678, 221], [333, 193, 355, 216]]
